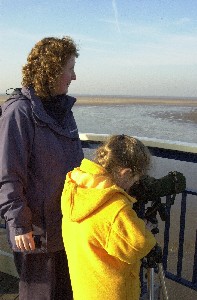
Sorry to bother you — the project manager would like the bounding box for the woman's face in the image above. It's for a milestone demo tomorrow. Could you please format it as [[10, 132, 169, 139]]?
[[54, 55, 76, 95]]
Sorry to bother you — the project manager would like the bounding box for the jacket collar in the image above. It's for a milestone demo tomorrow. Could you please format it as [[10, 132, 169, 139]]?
[[21, 86, 76, 125], [21, 87, 78, 136]]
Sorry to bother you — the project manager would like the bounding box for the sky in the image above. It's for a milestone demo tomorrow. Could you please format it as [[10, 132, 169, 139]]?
[[0, 0, 197, 97]]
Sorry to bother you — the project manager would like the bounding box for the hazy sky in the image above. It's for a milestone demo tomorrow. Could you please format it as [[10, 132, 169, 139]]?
[[0, 0, 197, 97]]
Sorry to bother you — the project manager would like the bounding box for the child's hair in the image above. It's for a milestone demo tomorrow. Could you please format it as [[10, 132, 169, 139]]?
[[22, 36, 79, 99], [95, 134, 151, 179]]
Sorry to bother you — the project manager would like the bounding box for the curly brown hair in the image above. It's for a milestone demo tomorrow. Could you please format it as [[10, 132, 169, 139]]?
[[22, 36, 79, 98], [95, 135, 151, 180]]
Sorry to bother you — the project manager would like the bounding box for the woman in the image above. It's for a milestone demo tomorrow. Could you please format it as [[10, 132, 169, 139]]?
[[61, 135, 156, 300], [0, 36, 84, 300]]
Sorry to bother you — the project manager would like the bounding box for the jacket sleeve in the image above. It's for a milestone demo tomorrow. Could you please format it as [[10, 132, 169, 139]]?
[[0, 102, 34, 235], [105, 205, 156, 265]]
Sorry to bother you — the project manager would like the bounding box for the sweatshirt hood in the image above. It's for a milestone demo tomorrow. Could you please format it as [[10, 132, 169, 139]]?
[[61, 158, 136, 222]]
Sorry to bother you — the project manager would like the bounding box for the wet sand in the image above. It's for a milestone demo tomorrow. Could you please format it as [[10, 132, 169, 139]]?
[[76, 97, 197, 124]]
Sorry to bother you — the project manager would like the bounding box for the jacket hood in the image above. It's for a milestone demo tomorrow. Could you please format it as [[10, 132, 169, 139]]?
[[62, 158, 136, 222], [1, 88, 29, 114], [1, 87, 76, 116]]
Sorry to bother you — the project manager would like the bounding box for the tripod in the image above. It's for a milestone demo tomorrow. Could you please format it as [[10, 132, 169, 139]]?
[[141, 242, 169, 300], [130, 173, 186, 299]]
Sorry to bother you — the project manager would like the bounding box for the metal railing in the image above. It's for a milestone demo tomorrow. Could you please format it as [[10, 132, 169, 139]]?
[[163, 190, 197, 291]]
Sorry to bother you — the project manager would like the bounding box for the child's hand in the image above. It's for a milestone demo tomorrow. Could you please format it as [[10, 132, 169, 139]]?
[[144, 219, 158, 232]]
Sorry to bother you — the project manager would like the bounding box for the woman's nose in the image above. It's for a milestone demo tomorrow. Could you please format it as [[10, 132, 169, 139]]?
[[72, 71, 76, 80]]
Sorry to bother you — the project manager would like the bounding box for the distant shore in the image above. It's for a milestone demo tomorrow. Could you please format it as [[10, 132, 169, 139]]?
[[75, 96, 197, 107], [1, 95, 197, 124]]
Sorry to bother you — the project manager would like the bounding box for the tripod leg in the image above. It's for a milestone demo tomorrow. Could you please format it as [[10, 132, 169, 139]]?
[[150, 268, 155, 300], [147, 268, 155, 300], [158, 263, 169, 300], [146, 267, 164, 300]]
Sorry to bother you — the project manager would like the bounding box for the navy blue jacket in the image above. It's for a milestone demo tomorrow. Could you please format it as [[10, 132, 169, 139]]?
[[0, 87, 84, 252]]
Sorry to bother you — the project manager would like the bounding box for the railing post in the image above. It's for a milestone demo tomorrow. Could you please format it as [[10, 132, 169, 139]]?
[[177, 191, 187, 278], [162, 195, 172, 271], [192, 230, 197, 286]]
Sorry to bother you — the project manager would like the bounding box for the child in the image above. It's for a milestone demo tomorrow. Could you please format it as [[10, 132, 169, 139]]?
[[61, 135, 156, 300]]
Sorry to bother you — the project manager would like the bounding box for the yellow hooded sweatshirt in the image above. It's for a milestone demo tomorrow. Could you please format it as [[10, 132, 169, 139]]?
[[61, 158, 156, 300]]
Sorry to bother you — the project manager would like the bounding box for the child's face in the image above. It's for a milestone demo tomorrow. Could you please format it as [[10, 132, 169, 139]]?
[[116, 168, 140, 193]]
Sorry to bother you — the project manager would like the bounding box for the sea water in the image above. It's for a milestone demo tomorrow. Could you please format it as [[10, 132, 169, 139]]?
[[73, 104, 197, 143], [73, 103, 197, 190]]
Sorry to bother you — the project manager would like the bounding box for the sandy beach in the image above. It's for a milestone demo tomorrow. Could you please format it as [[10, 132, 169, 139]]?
[[75, 95, 197, 107]]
